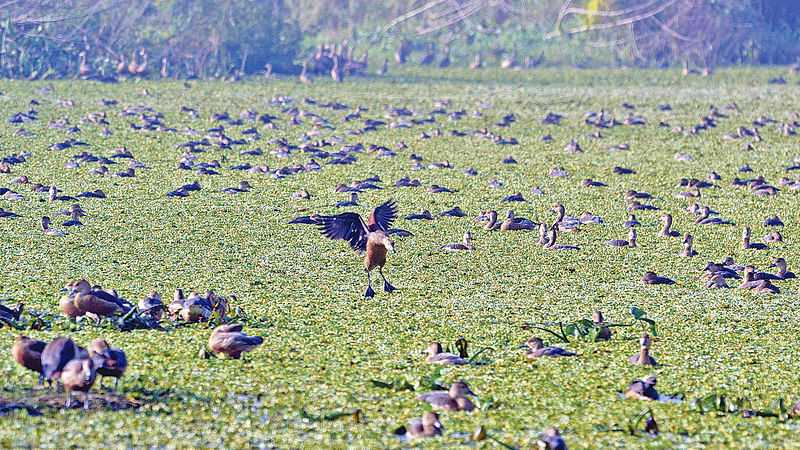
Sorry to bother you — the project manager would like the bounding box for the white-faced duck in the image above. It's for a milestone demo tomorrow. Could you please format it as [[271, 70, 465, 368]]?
[[536, 428, 567, 450], [317, 200, 398, 297], [41, 216, 66, 236], [605, 228, 636, 247], [13, 336, 46, 385], [425, 341, 469, 365], [439, 231, 475, 251], [209, 324, 264, 359], [626, 375, 659, 401], [406, 411, 443, 439], [768, 258, 796, 279], [89, 339, 127, 390], [629, 333, 657, 366], [642, 272, 674, 285], [523, 337, 577, 358], [658, 214, 681, 237], [41, 337, 88, 386], [742, 226, 769, 250], [61, 357, 97, 410], [678, 234, 698, 257], [417, 381, 476, 412]]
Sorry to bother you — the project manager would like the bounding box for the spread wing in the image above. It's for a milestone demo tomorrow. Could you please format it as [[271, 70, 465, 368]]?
[[318, 212, 369, 251], [368, 200, 397, 231]]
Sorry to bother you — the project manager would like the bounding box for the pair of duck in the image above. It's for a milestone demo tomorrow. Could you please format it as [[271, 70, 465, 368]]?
[[168, 289, 229, 322], [59, 280, 133, 319], [13, 336, 126, 410], [478, 210, 537, 231]]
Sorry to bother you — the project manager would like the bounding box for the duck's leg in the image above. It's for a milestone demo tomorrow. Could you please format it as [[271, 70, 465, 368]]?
[[379, 268, 396, 293], [364, 272, 375, 298], [98, 375, 104, 391], [114, 378, 119, 391], [37, 374, 44, 386], [65, 392, 72, 409], [83, 392, 90, 411]]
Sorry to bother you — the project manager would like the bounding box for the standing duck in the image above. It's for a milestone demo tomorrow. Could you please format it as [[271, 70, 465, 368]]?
[[316, 200, 399, 297], [12, 336, 46, 386], [208, 324, 264, 359], [417, 381, 475, 412], [628, 333, 657, 366], [626, 375, 659, 401], [41, 337, 88, 385], [299, 62, 312, 84], [425, 341, 468, 365], [523, 338, 577, 358], [678, 234, 698, 257], [89, 339, 127, 390], [438, 231, 475, 251], [658, 214, 681, 237], [61, 357, 97, 410]]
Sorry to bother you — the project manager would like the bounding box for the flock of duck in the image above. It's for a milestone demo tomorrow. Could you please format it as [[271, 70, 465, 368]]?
[[3, 74, 800, 445]]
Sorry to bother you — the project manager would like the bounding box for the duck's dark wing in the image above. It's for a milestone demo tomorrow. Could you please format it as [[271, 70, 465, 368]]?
[[367, 200, 397, 231], [318, 212, 369, 251]]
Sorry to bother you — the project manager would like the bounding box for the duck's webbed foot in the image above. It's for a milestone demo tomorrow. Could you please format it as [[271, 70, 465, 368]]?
[[380, 268, 397, 293], [364, 272, 375, 297]]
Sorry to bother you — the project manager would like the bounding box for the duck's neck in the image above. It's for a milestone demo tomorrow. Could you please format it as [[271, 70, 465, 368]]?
[[741, 233, 750, 249], [637, 346, 650, 364], [776, 264, 787, 277], [660, 216, 672, 235], [546, 230, 557, 247], [555, 207, 565, 223], [743, 271, 754, 283], [485, 212, 497, 229]]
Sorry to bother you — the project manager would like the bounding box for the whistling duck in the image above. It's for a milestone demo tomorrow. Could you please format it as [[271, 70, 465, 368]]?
[[623, 214, 641, 227], [739, 266, 780, 292], [49, 186, 77, 202], [330, 55, 343, 82], [180, 291, 213, 322], [580, 212, 603, 224], [768, 258, 796, 279], [696, 207, 733, 225], [425, 341, 468, 365], [127, 51, 139, 74], [115, 54, 126, 74], [41, 217, 66, 236], [706, 274, 729, 288], [299, 62, 312, 83], [13, 336, 46, 385], [763, 230, 783, 242], [406, 412, 442, 439], [138, 291, 164, 320], [523, 337, 577, 358], [61, 357, 96, 410], [317, 200, 398, 297], [41, 337, 88, 385], [592, 311, 612, 340], [534, 223, 549, 245], [71, 280, 124, 316], [764, 215, 784, 227], [405, 210, 433, 220], [89, 339, 127, 390], [335, 193, 358, 208], [658, 214, 681, 237], [208, 324, 264, 359], [605, 228, 636, 247], [220, 181, 252, 194], [437, 46, 450, 68], [754, 280, 780, 294], [483, 210, 501, 230], [679, 234, 698, 257], [629, 333, 657, 366], [536, 428, 567, 450], [723, 257, 745, 272], [544, 228, 579, 250], [62, 208, 83, 227], [501, 210, 535, 230], [626, 375, 659, 401], [419, 43, 435, 66], [742, 226, 769, 250], [78, 51, 92, 75], [167, 289, 185, 318], [418, 381, 475, 412], [439, 231, 475, 251], [549, 204, 580, 231], [0, 207, 21, 218], [642, 272, 674, 285], [59, 281, 86, 318]]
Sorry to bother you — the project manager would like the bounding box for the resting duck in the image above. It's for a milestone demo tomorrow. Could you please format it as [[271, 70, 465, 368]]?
[[549, 204, 580, 232], [425, 341, 468, 365], [417, 381, 476, 412], [406, 412, 442, 439], [41, 217, 67, 236], [626, 375, 659, 401], [763, 215, 783, 227], [72, 280, 124, 316], [405, 210, 433, 220], [742, 226, 768, 250], [605, 228, 636, 247], [439, 231, 475, 251], [482, 210, 501, 230], [209, 323, 264, 359], [628, 333, 657, 366], [767, 258, 796, 279], [501, 210, 536, 230], [642, 272, 674, 285], [536, 428, 567, 450], [658, 214, 681, 237], [622, 214, 641, 228], [523, 337, 577, 358], [705, 273, 729, 288], [695, 206, 733, 225], [543, 228, 579, 250], [138, 291, 164, 320], [13, 336, 46, 385], [592, 311, 612, 341], [739, 266, 780, 292], [678, 234, 698, 257]]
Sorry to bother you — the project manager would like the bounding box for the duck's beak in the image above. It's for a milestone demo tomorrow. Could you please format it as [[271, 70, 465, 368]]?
[[518, 343, 528, 348], [59, 287, 68, 292], [465, 387, 476, 396], [433, 420, 443, 429], [767, 264, 776, 268]]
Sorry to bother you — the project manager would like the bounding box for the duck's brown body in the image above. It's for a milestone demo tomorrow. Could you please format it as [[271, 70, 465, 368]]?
[[13, 336, 46, 384], [209, 324, 263, 359]]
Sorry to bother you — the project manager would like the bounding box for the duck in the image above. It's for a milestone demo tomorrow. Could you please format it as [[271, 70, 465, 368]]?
[[209, 324, 264, 359], [523, 337, 577, 358], [501, 210, 536, 230], [71, 280, 124, 316], [678, 234, 698, 257], [419, 43, 435, 66], [299, 61, 312, 83], [316, 200, 398, 297], [534, 223, 549, 246], [739, 266, 781, 291], [754, 280, 780, 294], [642, 271, 674, 285], [405, 210, 433, 220], [543, 228, 579, 250], [220, 181, 252, 194], [628, 333, 657, 366], [439, 231, 475, 251], [180, 291, 214, 322], [41, 337, 88, 385], [167, 289, 186, 318], [695, 206, 733, 225], [622, 214, 641, 227], [49, 186, 76, 202], [536, 428, 567, 450], [580, 212, 603, 224], [626, 375, 659, 401], [334, 193, 358, 208], [62, 208, 83, 227], [417, 381, 475, 412], [706, 273, 729, 288], [12, 336, 46, 386], [41, 216, 67, 236], [604, 228, 636, 247], [658, 214, 681, 237], [61, 357, 96, 410], [78, 51, 92, 75], [742, 226, 769, 250], [115, 54, 126, 74], [763, 215, 784, 227], [549, 204, 580, 232], [592, 311, 612, 341], [763, 230, 783, 243], [406, 411, 442, 439], [501, 192, 525, 202], [483, 210, 501, 230], [138, 291, 164, 320], [437, 46, 450, 68], [425, 341, 469, 365], [767, 257, 796, 279], [59, 281, 86, 318], [89, 339, 127, 390]]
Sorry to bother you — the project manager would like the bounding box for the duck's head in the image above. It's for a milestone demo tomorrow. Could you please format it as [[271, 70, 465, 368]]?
[[426, 341, 443, 356], [642, 271, 657, 282], [592, 311, 605, 323], [450, 381, 475, 397], [639, 333, 650, 347], [89, 339, 112, 359], [768, 257, 787, 270], [643, 375, 657, 385], [71, 279, 92, 294], [422, 411, 442, 430], [682, 234, 693, 245], [524, 337, 543, 349]]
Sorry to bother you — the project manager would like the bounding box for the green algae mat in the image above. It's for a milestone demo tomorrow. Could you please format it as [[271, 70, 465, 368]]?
[[1, 68, 800, 447]]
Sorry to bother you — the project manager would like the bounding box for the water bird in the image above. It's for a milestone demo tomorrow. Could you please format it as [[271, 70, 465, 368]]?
[[417, 381, 475, 412], [61, 357, 96, 410], [626, 375, 659, 401], [658, 214, 681, 237], [89, 339, 127, 390], [522, 337, 577, 358], [642, 272, 674, 285], [12, 336, 46, 386], [439, 231, 475, 251], [209, 324, 264, 359], [41, 217, 66, 236], [536, 428, 567, 450], [406, 411, 442, 439], [767, 258, 795, 279], [605, 228, 636, 247], [41, 337, 88, 385], [425, 341, 468, 365], [678, 234, 698, 257], [629, 333, 657, 366]]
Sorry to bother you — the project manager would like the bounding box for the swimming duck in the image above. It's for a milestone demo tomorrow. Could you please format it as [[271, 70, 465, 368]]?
[[417, 381, 476, 412], [658, 214, 681, 237], [41, 337, 88, 385], [425, 341, 469, 365], [209, 323, 264, 359], [89, 339, 127, 390], [767, 258, 796, 279], [695, 206, 733, 225], [543, 228, 579, 250], [678, 234, 698, 257], [439, 231, 475, 251], [622, 214, 641, 227], [317, 200, 399, 297], [626, 375, 659, 401], [138, 291, 164, 320], [536, 428, 567, 450], [642, 272, 674, 285], [523, 337, 577, 358], [742, 226, 769, 250], [628, 333, 657, 366], [71, 280, 124, 316], [706, 274, 729, 288], [41, 216, 66, 236], [406, 411, 442, 439], [592, 311, 612, 341], [61, 357, 96, 410], [13, 336, 46, 386], [501, 210, 536, 230], [605, 228, 636, 247]]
